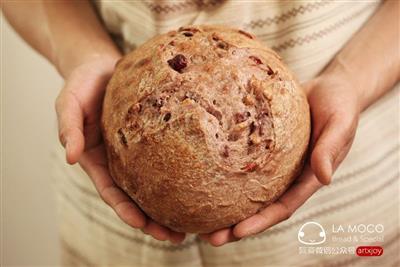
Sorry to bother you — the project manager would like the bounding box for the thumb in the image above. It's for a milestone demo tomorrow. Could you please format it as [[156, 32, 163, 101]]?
[[310, 115, 356, 185], [55, 90, 85, 164]]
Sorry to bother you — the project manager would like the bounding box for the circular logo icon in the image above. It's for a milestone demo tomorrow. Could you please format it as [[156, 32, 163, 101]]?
[[298, 222, 326, 245]]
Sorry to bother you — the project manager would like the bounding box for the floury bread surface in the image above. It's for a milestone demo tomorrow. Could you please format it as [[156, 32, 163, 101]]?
[[101, 25, 310, 233]]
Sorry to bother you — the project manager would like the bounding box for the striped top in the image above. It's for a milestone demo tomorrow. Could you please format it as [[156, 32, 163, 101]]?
[[94, 0, 381, 81]]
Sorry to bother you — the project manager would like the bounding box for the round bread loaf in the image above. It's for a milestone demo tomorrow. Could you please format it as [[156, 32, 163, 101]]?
[[101, 25, 310, 233]]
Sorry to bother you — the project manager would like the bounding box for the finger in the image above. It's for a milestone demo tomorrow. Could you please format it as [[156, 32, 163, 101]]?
[[199, 227, 239, 247], [101, 186, 147, 228], [311, 114, 357, 185], [79, 146, 146, 229], [233, 166, 322, 238], [168, 230, 186, 244], [142, 221, 186, 244], [55, 90, 85, 164], [142, 221, 170, 241], [79, 145, 183, 243]]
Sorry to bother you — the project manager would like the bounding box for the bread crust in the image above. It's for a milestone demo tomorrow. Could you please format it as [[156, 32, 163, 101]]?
[[102, 25, 310, 233]]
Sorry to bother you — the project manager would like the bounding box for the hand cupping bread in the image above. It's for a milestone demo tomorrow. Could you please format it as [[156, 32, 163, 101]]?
[[101, 25, 310, 233]]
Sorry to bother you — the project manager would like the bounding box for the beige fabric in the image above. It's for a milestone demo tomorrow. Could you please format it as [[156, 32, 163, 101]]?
[[52, 1, 399, 266]]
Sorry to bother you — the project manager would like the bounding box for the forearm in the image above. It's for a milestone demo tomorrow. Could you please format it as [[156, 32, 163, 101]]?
[[2, 0, 121, 78], [321, 0, 400, 111]]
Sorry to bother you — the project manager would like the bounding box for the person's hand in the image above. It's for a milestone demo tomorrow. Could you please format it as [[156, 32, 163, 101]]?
[[199, 73, 361, 246], [55, 54, 186, 244]]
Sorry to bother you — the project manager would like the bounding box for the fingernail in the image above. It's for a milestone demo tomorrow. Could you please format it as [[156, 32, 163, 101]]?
[[198, 234, 208, 241], [322, 156, 333, 185], [170, 238, 181, 244], [60, 138, 66, 148], [65, 141, 70, 152], [65, 142, 74, 164]]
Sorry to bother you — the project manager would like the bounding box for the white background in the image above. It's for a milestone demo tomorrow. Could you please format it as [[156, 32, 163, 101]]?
[[1, 13, 61, 266]]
